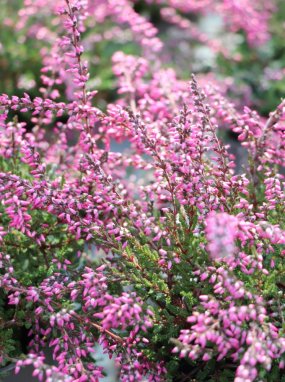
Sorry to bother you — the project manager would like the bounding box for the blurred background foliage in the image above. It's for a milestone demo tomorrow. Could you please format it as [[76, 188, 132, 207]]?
[[1, 0, 285, 116], [0, 0, 41, 97]]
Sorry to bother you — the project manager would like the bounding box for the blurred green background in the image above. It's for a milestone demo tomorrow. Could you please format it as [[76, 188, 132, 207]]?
[[1, 0, 285, 117]]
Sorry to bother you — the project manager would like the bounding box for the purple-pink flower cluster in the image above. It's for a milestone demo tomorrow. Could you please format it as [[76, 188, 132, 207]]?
[[0, 1, 284, 382]]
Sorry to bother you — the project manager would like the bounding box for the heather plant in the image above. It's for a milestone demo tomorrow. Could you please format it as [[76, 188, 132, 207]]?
[[0, 1, 285, 382]]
